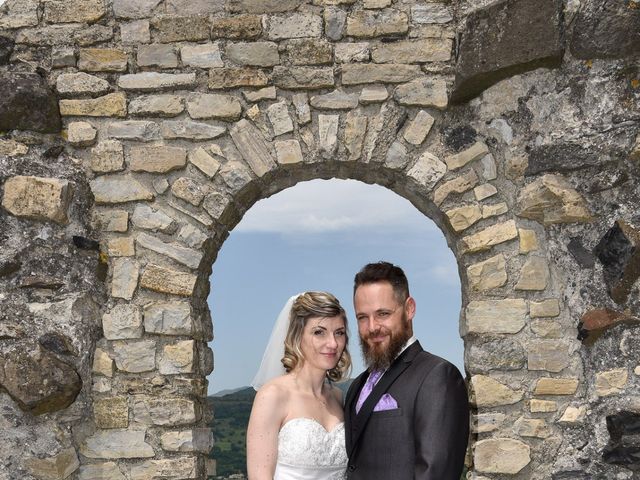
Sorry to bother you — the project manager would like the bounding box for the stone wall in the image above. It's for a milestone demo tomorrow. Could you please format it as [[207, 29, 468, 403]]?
[[0, 0, 639, 479]]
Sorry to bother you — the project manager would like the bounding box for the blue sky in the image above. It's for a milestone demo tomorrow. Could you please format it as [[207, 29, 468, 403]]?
[[207, 179, 463, 394]]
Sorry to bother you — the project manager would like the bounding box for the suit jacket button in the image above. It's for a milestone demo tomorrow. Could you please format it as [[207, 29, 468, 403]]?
[[348, 465, 356, 472]]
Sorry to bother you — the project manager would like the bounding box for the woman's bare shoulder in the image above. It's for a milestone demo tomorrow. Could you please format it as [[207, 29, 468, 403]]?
[[255, 375, 293, 403]]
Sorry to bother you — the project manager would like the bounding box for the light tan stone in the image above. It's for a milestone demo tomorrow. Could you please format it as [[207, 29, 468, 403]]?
[[136, 43, 177, 68], [319, 114, 339, 154], [395, 77, 448, 109], [472, 413, 506, 433], [519, 228, 539, 253], [342, 64, 421, 85], [529, 399, 557, 413], [346, 9, 408, 37], [559, 405, 587, 423], [514, 416, 550, 438], [24, 447, 80, 480], [243, 86, 277, 102], [102, 304, 142, 340], [372, 39, 451, 63], [403, 110, 434, 145], [275, 140, 304, 165], [516, 174, 593, 225], [474, 438, 531, 474], [107, 120, 159, 142], [189, 147, 221, 178], [230, 119, 277, 176], [187, 93, 243, 121], [474, 183, 497, 201], [132, 396, 197, 426], [445, 204, 482, 232], [111, 258, 139, 300], [129, 94, 184, 117], [2, 176, 72, 224], [121, 20, 150, 44], [310, 90, 359, 110], [272, 66, 335, 90], [91, 141, 125, 173], [81, 430, 154, 459], [527, 340, 569, 373], [94, 397, 128, 429], [407, 151, 447, 191], [129, 146, 187, 173], [119, 72, 196, 91], [208, 67, 269, 89], [130, 457, 198, 480], [267, 13, 323, 39], [144, 301, 193, 335], [93, 348, 114, 377], [0, 139, 29, 156], [515, 256, 549, 291], [482, 202, 508, 219], [0, 0, 39, 29], [78, 48, 128, 72], [465, 299, 527, 334], [596, 368, 628, 396], [433, 168, 478, 206], [344, 112, 368, 161], [60, 93, 127, 117], [460, 220, 518, 254], [267, 101, 294, 136], [335, 43, 370, 63], [211, 14, 262, 39], [530, 299, 560, 318], [534, 377, 579, 395], [78, 462, 126, 480], [159, 340, 195, 374], [161, 429, 213, 453], [112, 340, 156, 373], [161, 119, 226, 140], [471, 375, 523, 407], [181, 43, 224, 68], [467, 254, 507, 291], [226, 41, 279, 67], [363, 0, 391, 6], [530, 319, 562, 338], [635, 366, 640, 376], [140, 264, 197, 296], [444, 141, 490, 170], [137, 232, 203, 269], [67, 121, 97, 147]]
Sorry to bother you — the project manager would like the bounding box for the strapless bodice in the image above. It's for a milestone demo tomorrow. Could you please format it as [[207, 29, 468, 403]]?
[[274, 418, 347, 480]]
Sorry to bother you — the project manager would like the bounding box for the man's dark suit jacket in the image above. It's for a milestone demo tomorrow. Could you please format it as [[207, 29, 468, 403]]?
[[344, 341, 469, 480]]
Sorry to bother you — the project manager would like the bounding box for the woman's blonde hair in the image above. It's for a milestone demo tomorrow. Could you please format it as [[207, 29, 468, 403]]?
[[282, 291, 352, 382]]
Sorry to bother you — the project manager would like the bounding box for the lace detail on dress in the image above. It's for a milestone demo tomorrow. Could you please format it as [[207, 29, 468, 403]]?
[[277, 418, 348, 477]]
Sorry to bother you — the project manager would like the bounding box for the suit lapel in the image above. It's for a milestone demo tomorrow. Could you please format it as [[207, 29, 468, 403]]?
[[348, 341, 423, 457], [345, 371, 368, 450]]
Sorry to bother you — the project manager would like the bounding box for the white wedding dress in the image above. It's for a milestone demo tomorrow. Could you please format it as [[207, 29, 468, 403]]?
[[274, 418, 348, 480]]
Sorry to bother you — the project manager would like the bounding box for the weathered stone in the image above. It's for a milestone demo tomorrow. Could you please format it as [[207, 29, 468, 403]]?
[[131, 204, 175, 233], [137, 232, 203, 270], [516, 174, 593, 225], [78, 462, 126, 480], [0, 139, 28, 156], [106, 237, 134, 257], [292, 93, 311, 124], [480, 154, 497, 181], [465, 299, 527, 334], [411, 3, 453, 24], [161, 429, 213, 453], [275, 140, 303, 165], [434, 168, 478, 206], [310, 90, 359, 110], [385, 141, 408, 169], [94, 397, 128, 429], [93, 210, 128, 233], [103, 304, 143, 340], [519, 229, 538, 254], [534, 377, 579, 396], [467, 338, 525, 373], [342, 64, 421, 85], [144, 301, 193, 335], [107, 121, 159, 142], [474, 183, 497, 200], [527, 341, 569, 373], [530, 399, 557, 413], [119, 72, 196, 91], [137, 44, 177, 68], [230, 119, 277, 177], [372, 39, 452, 63], [515, 256, 549, 291], [335, 42, 370, 63], [67, 121, 97, 147], [347, 9, 408, 37], [81, 430, 154, 459], [151, 15, 209, 43], [514, 417, 550, 438], [128, 146, 186, 174], [0, 73, 61, 133], [226, 41, 279, 67], [284, 38, 333, 65], [243, 86, 277, 102], [324, 6, 347, 41], [460, 220, 519, 254], [75, 25, 114, 46], [218, 161, 254, 194], [470, 375, 524, 407], [596, 368, 628, 396], [272, 66, 335, 90], [267, 102, 294, 136], [113, 0, 161, 18], [208, 67, 269, 89], [129, 95, 183, 117], [482, 202, 508, 219], [24, 447, 80, 480], [559, 405, 587, 424], [111, 258, 139, 300], [188, 147, 221, 178], [406, 151, 447, 191], [140, 264, 197, 296], [56, 72, 110, 97], [161, 120, 226, 140], [166, 0, 223, 14], [531, 319, 562, 338], [0, 0, 39, 29], [473, 413, 506, 433], [2, 176, 72, 224], [359, 85, 389, 104], [178, 224, 208, 249], [60, 93, 127, 117], [467, 254, 507, 291], [267, 13, 323, 39], [179, 43, 223, 69], [530, 299, 560, 318], [78, 48, 127, 72], [445, 141, 490, 171], [112, 340, 156, 373], [121, 20, 150, 44], [211, 15, 262, 39], [93, 348, 114, 377], [227, 0, 304, 13], [133, 396, 197, 426], [451, 0, 563, 103], [475, 438, 531, 474], [159, 340, 195, 374], [445, 204, 482, 232], [154, 179, 170, 194], [130, 457, 198, 480], [319, 114, 339, 155], [394, 77, 448, 109], [403, 110, 434, 146], [0, 347, 81, 415]]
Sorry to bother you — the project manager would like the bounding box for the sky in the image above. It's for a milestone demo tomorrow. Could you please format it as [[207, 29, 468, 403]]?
[[207, 179, 463, 395]]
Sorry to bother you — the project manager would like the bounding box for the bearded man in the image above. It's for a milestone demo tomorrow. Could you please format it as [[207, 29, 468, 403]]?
[[344, 261, 469, 480]]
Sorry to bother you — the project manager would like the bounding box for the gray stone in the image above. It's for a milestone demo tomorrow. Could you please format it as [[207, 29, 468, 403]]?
[[230, 119, 277, 177], [171, 177, 207, 206], [161, 429, 213, 453], [403, 110, 434, 145], [92, 210, 128, 233], [371, 39, 452, 63], [0, 73, 60, 133], [102, 304, 143, 340], [78, 462, 126, 480], [227, 0, 304, 13], [0, 0, 39, 29], [78, 48, 128, 72], [159, 340, 195, 374], [118, 72, 196, 91], [81, 430, 154, 459], [406, 151, 447, 191], [208, 67, 269, 89], [226, 41, 279, 67], [394, 77, 448, 109], [91, 175, 154, 204], [144, 301, 193, 335], [211, 14, 262, 39], [310, 90, 359, 110], [411, 4, 453, 24], [51, 46, 75, 68], [107, 121, 159, 142], [385, 141, 408, 170], [284, 38, 333, 65], [129, 145, 187, 173], [151, 15, 209, 43], [465, 299, 527, 334], [121, 20, 150, 44], [335, 42, 370, 63], [112, 340, 156, 373], [129, 95, 184, 117], [131, 204, 175, 233], [243, 86, 277, 102], [319, 114, 339, 155], [474, 438, 531, 474], [267, 13, 323, 39], [161, 120, 226, 140], [266, 102, 294, 136], [273, 66, 335, 90], [346, 9, 408, 37], [111, 258, 139, 300], [137, 232, 203, 269], [187, 94, 242, 121], [467, 339, 525, 373], [324, 7, 347, 41], [67, 121, 97, 147], [113, 0, 161, 18], [181, 43, 223, 68], [130, 457, 198, 480], [2, 176, 72, 224], [132, 396, 197, 426], [527, 340, 570, 373], [75, 25, 114, 46], [359, 85, 389, 104], [292, 93, 311, 124], [56, 72, 110, 97], [178, 224, 208, 249], [342, 64, 421, 85], [344, 112, 368, 161], [473, 413, 506, 434], [137, 43, 177, 68], [166, 0, 224, 14], [451, 0, 563, 103]]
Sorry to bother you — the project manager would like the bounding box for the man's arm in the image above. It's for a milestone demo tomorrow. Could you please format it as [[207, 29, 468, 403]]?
[[413, 361, 470, 480]]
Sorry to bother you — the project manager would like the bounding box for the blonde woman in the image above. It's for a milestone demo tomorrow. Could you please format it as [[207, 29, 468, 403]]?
[[247, 292, 352, 480]]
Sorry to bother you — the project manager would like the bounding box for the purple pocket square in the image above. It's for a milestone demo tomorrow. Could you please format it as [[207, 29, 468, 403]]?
[[373, 393, 398, 411]]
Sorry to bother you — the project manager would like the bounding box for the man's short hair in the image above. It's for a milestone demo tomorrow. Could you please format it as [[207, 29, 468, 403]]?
[[354, 261, 410, 303]]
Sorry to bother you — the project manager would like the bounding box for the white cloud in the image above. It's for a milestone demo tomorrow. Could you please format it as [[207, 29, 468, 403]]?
[[235, 179, 439, 235]]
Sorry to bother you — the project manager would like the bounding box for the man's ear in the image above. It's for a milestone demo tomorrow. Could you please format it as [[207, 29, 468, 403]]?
[[405, 296, 416, 320]]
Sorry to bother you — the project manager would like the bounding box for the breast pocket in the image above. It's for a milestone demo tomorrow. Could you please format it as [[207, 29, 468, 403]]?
[[371, 407, 403, 419]]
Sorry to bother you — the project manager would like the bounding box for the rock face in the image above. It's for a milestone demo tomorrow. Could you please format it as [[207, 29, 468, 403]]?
[[451, 0, 564, 103], [0, 73, 61, 132]]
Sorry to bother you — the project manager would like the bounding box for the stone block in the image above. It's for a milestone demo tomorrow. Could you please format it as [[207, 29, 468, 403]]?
[[178, 224, 208, 249], [472, 413, 506, 433], [119, 72, 196, 91], [151, 15, 209, 43], [319, 114, 339, 155], [284, 38, 333, 66], [403, 110, 434, 146], [187, 94, 242, 122], [465, 299, 527, 334], [67, 121, 97, 147], [445, 141, 490, 171], [324, 6, 347, 41], [129, 94, 184, 117], [530, 299, 560, 318], [121, 20, 150, 44], [0, 139, 28, 156], [292, 93, 311, 124], [113, 340, 156, 373], [131, 204, 175, 233], [406, 151, 447, 191], [93, 348, 114, 377], [372, 39, 452, 63], [518, 228, 538, 253], [81, 430, 154, 459], [161, 120, 226, 140], [559, 405, 587, 424], [335, 42, 370, 63], [445, 204, 482, 233], [211, 14, 262, 39], [2, 176, 72, 224], [596, 368, 628, 396], [534, 377, 579, 396], [527, 340, 569, 373], [474, 438, 531, 474], [434, 168, 478, 207], [0, 0, 39, 29], [514, 417, 550, 438], [467, 338, 525, 373], [515, 256, 549, 291], [267, 13, 323, 39], [530, 399, 557, 413], [359, 85, 388, 104], [78, 462, 126, 480], [129, 146, 187, 173], [0, 72, 61, 133], [310, 90, 359, 110], [181, 43, 223, 68], [60, 93, 127, 117], [144, 301, 193, 335], [166, 0, 223, 14], [161, 429, 213, 453], [451, 0, 563, 103], [159, 340, 195, 374], [113, 0, 161, 18], [78, 48, 128, 72], [137, 232, 203, 269], [111, 258, 139, 300], [56, 72, 109, 97], [137, 43, 177, 68], [531, 319, 562, 338], [411, 3, 453, 24], [267, 102, 294, 136], [385, 141, 408, 170], [346, 9, 408, 37], [273, 66, 335, 90], [94, 396, 128, 429], [243, 86, 277, 102], [132, 396, 197, 426], [342, 64, 420, 85], [230, 119, 277, 177], [140, 264, 198, 296], [275, 140, 303, 165], [467, 254, 507, 291], [470, 375, 523, 407], [93, 210, 129, 233], [394, 77, 448, 109], [208, 67, 269, 89], [188, 147, 221, 178], [102, 304, 142, 340], [460, 219, 518, 254], [24, 447, 80, 480], [130, 457, 198, 480], [482, 202, 508, 219], [91, 175, 154, 204], [226, 41, 279, 67]]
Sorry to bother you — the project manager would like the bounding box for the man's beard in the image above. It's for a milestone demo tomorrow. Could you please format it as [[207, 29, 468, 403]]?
[[360, 314, 412, 371]]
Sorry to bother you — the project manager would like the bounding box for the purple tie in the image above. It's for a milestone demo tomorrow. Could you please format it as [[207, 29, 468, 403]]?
[[355, 369, 383, 413]]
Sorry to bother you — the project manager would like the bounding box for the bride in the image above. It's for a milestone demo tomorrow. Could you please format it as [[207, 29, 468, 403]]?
[[246, 292, 352, 480]]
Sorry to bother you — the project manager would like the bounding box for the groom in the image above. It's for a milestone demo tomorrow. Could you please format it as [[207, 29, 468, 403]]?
[[344, 262, 469, 479]]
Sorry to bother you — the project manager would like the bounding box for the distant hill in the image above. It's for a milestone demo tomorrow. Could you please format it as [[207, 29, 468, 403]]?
[[212, 386, 252, 397]]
